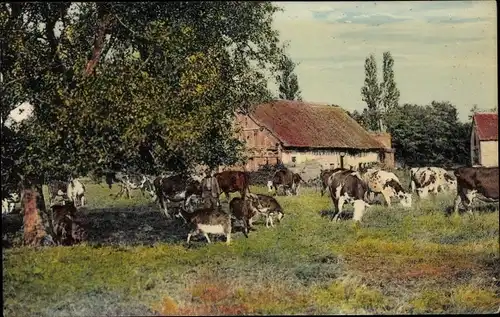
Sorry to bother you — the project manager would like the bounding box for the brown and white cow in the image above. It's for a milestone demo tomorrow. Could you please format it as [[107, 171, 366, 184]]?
[[453, 166, 499, 215], [410, 167, 457, 198], [327, 169, 371, 222], [270, 168, 303, 196], [214, 170, 250, 202], [363, 169, 412, 208]]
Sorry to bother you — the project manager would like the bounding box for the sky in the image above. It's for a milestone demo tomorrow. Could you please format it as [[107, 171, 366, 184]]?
[[270, 1, 497, 122]]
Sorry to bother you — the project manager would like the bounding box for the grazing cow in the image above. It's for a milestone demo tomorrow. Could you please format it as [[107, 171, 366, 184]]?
[[252, 193, 285, 228], [320, 169, 336, 197], [106, 171, 156, 200], [153, 174, 202, 218], [453, 166, 499, 215], [214, 170, 250, 202], [229, 194, 263, 237], [362, 169, 412, 208], [177, 196, 232, 245], [2, 192, 20, 214], [410, 167, 457, 198], [327, 169, 371, 222], [270, 169, 303, 196], [67, 179, 86, 207]]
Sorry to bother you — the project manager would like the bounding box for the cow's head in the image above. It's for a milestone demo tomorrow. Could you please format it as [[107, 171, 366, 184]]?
[[246, 193, 264, 211], [398, 192, 412, 208], [352, 199, 371, 222], [416, 187, 430, 198]]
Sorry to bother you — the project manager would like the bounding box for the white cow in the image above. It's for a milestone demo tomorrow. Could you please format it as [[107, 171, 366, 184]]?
[[2, 193, 20, 214], [67, 179, 86, 207], [410, 167, 456, 198], [362, 169, 412, 208]]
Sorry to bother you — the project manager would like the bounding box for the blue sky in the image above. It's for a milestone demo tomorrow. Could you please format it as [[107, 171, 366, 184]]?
[[270, 1, 497, 122]]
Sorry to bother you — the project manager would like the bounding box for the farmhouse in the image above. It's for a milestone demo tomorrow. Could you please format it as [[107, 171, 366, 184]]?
[[471, 112, 498, 167], [233, 100, 394, 171]]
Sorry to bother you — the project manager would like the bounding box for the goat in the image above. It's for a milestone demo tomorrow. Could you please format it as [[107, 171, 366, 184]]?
[[229, 193, 263, 237], [252, 194, 285, 228], [176, 195, 232, 245]]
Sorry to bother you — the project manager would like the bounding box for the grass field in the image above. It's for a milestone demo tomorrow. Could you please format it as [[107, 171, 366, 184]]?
[[2, 177, 499, 316]]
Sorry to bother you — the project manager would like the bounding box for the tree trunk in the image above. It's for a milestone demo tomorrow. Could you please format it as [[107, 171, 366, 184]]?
[[22, 183, 52, 247]]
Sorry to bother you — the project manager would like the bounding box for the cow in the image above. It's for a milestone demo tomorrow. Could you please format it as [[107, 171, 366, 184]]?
[[410, 167, 457, 198], [270, 168, 303, 196], [50, 201, 87, 246], [153, 174, 202, 219], [214, 170, 250, 202], [200, 174, 221, 208], [453, 166, 499, 215], [319, 169, 336, 197], [362, 169, 412, 208], [327, 169, 371, 222], [67, 178, 86, 208], [2, 192, 20, 214], [106, 171, 156, 200]]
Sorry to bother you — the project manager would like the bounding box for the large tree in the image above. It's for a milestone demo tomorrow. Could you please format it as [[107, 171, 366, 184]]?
[[360, 54, 382, 131], [1, 2, 285, 241], [380, 51, 400, 112], [275, 45, 302, 101]]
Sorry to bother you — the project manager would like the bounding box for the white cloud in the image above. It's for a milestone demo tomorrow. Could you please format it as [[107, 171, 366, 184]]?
[[272, 1, 497, 121]]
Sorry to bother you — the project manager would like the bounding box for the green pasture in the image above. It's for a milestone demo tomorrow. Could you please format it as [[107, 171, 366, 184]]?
[[2, 178, 499, 316]]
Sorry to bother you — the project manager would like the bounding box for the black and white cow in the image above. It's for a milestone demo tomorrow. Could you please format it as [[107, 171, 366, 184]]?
[[2, 192, 20, 214], [327, 168, 371, 222], [153, 174, 203, 219], [362, 169, 412, 208], [106, 171, 156, 200], [410, 167, 457, 198]]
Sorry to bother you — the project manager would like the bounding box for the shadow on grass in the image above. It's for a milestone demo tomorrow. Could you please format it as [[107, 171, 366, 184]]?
[[318, 209, 354, 221], [443, 203, 499, 217], [2, 204, 250, 249]]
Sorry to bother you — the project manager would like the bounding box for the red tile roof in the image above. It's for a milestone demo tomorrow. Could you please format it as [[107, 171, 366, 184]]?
[[249, 100, 384, 149], [473, 112, 498, 141]]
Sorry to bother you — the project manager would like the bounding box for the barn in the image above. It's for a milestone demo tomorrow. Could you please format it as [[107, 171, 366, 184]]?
[[471, 112, 498, 167], [232, 100, 395, 171]]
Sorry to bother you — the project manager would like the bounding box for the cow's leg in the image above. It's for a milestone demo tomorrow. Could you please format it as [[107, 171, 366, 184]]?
[[332, 197, 346, 222], [243, 219, 249, 238], [203, 232, 212, 244], [186, 232, 193, 244], [381, 190, 392, 207], [80, 195, 85, 207], [224, 191, 230, 202], [226, 232, 231, 245], [295, 183, 301, 196], [410, 180, 416, 193], [114, 184, 125, 198], [320, 185, 325, 197], [269, 214, 275, 227], [453, 194, 462, 214]]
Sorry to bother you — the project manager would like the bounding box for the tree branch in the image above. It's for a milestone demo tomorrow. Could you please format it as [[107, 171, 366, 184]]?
[[84, 4, 114, 77]]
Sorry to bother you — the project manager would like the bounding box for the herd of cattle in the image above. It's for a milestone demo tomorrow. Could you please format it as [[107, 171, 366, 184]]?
[[2, 165, 498, 246]]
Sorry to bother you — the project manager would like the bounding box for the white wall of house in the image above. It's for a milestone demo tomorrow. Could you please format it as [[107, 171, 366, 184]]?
[[281, 149, 379, 169], [479, 140, 498, 167]]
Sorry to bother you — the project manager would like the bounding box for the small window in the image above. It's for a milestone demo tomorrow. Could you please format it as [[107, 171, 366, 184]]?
[[291, 156, 297, 163]]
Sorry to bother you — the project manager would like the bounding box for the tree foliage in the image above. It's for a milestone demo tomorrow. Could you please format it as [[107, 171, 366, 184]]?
[[275, 45, 302, 101], [384, 101, 471, 167], [360, 54, 382, 131], [380, 52, 400, 112], [1, 2, 284, 192]]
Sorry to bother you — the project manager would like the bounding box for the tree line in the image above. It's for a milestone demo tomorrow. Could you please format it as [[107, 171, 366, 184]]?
[[348, 51, 492, 168]]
